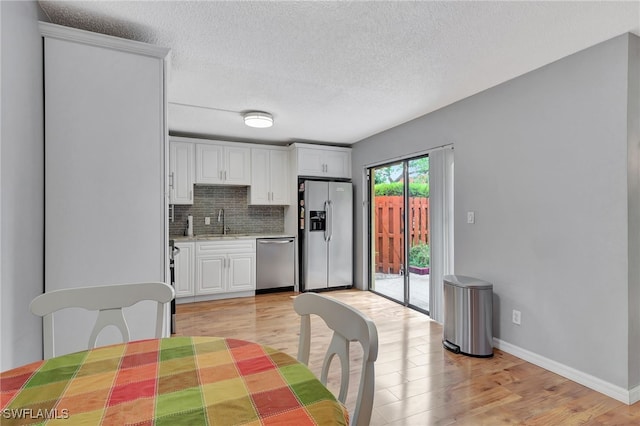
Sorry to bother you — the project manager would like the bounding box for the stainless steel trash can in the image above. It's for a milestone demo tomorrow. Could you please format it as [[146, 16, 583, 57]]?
[[443, 275, 493, 357]]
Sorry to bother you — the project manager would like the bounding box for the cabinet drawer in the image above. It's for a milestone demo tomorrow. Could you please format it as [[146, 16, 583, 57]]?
[[197, 239, 256, 255]]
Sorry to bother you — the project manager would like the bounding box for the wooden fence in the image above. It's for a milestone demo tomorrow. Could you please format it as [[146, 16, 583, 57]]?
[[374, 196, 429, 274]]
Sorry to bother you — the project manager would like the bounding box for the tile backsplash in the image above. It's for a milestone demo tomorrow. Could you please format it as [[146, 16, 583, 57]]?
[[169, 185, 284, 237]]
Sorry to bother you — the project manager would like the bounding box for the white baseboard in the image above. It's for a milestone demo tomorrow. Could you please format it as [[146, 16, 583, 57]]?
[[629, 385, 640, 405], [493, 338, 638, 405]]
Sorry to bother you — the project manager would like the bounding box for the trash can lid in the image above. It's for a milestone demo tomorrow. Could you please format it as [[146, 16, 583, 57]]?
[[443, 275, 492, 289]]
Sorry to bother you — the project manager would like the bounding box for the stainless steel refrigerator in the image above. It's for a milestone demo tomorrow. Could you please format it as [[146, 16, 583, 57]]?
[[301, 180, 353, 290]]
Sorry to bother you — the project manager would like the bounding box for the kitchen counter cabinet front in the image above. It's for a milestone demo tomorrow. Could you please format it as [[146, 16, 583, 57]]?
[[174, 242, 195, 299], [194, 239, 256, 300]]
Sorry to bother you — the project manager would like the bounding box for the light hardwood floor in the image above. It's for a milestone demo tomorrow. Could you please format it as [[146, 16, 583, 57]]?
[[175, 289, 640, 425]]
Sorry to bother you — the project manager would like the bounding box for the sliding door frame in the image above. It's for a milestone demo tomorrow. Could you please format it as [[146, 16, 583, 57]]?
[[367, 155, 429, 314], [363, 145, 453, 319]]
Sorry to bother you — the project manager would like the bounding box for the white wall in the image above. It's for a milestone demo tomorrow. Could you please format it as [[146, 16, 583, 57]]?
[[352, 34, 638, 390], [0, 1, 45, 370]]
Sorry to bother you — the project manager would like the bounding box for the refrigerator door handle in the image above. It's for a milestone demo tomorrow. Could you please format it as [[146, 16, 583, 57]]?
[[327, 200, 333, 242], [324, 200, 330, 242]]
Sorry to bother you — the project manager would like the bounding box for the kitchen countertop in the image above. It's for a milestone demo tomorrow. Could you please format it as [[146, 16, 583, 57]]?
[[171, 233, 295, 242]]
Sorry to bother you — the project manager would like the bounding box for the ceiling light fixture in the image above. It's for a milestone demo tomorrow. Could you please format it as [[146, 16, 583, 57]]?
[[243, 111, 273, 128]]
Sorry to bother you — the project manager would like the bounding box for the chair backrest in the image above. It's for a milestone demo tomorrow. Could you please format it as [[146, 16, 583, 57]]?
[[30, 281, 175, 359], [293, 292, 378, 426]]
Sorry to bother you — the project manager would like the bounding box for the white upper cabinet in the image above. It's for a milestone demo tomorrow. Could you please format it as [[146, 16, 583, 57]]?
[[196, 142, 250, 185], [269, 149, 290, 204], [294, 144, 351, 178], [249, 147, 290, 205], [323, 150, 351, 178], [224, 145, 251, 185], [169, 141, 194, 204], [250, 148, 270, 205], [196, 143, 223, 184]]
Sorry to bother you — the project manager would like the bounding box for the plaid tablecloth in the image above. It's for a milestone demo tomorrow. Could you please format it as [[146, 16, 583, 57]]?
[[1, 336, 348, 425]]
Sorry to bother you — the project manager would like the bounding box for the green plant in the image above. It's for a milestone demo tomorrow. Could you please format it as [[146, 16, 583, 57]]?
[[408, 182, 429, 198], [409, 244, 430, 267], [374, 182, 429, 197], [374, 182, 403, 196]]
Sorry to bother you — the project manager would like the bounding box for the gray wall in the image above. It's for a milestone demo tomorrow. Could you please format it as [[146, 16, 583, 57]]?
[[627, 34, 640, 388], [352, 34, 638, 389], [1, 1, 45, 370]]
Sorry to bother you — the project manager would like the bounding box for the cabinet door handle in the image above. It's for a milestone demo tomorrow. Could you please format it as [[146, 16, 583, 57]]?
[[225, 170, 227, 180], [189, 190, 193, 201], [169, 172, 174, 189]]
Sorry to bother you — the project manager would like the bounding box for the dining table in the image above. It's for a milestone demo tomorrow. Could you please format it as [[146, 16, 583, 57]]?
[[1, 336, 349, 425]]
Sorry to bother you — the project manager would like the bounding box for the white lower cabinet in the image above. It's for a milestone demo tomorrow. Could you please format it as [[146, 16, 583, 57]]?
[[228, 253, 255, 291], [196, 255, 226, 294], [196, 253, 255, 294], [176, 239, 256, 303], [189, 239, 256, 300], [174, 242, 195, 298]]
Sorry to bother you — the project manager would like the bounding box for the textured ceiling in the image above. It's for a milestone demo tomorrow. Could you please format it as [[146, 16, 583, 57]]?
[[38, 1, 640, 145]]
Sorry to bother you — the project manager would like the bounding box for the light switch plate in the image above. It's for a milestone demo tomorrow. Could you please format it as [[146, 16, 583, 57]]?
[[467, 211, 475, 224]]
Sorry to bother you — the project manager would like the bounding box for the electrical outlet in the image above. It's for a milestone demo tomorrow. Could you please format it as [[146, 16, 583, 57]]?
[[204, 217, 210, 225], [512, 309, 521, 325]]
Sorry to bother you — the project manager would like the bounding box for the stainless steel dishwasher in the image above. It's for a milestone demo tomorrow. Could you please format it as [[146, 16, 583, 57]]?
[[256, 237, 295, 292]]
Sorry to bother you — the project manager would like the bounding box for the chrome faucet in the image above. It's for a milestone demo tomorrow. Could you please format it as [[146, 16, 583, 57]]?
[[217, 208, 228, 235]]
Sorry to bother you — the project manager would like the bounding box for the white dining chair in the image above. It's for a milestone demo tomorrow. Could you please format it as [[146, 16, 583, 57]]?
[[293, 292, 379, 426], [30, 281, 175, 359]]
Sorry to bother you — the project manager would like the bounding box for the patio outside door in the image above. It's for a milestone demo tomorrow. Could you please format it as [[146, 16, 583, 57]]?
[[369, 156, 430, 313]]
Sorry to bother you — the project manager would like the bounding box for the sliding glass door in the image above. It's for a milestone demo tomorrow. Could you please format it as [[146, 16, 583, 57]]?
[[407, 158, 430, 310], [369, 156, 430, 313], [370, 162, 405, 305]]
